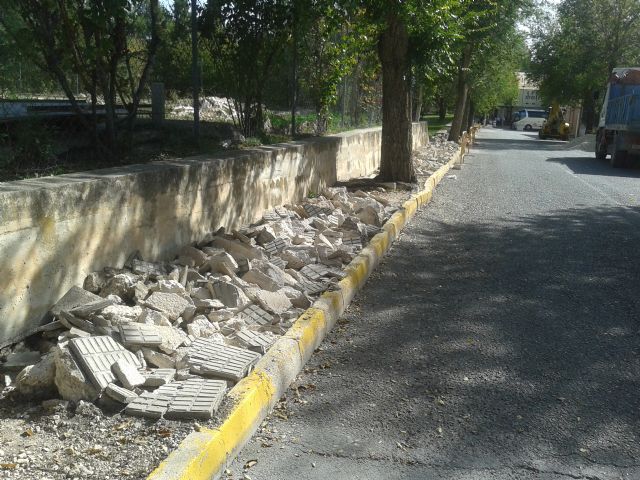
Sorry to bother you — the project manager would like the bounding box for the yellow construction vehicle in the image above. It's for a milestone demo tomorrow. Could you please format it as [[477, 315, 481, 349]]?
[[539, 102, 571, 140]]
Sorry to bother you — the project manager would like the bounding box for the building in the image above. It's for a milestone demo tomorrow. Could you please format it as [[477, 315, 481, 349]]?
[[516, 72, 543, 108]]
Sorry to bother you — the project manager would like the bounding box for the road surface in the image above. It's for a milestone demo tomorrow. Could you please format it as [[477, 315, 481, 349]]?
[[229, 128, 640, 480]]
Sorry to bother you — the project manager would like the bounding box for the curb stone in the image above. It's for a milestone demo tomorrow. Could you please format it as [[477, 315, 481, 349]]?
[[147, 139, 469, 480]]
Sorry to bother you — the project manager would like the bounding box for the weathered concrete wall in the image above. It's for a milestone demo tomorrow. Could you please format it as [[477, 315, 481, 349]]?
[[0, 122, 428, 346]]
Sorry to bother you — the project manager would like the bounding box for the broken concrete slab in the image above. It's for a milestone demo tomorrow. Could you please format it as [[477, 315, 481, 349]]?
[[211, 237, 265, 261], [212, 281, 251, 309], [14, 353, 57, 398], [247, 288, 292, 315], [105, 383, 138, 404], [178, 245, 209, 267], [141, 348, 175, 369], [145, 292, 191, 321], [70, 298, 114, 319], [69, 336, 141, 390], [3, 351, 42, 370], [138, 308, 172, 327], [51, 286, 103, 318], [111, 359, 145, 390], [131, 259, 167, 278], [142, 368, 176, 387], [100, 273, 138, 299], [54, 347, 99, 403], [100, 304, 143, 325], [242, 269, 281, 292]]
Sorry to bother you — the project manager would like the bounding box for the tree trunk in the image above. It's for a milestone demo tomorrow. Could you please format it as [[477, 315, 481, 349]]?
[[377, 12, 414, 182], [449, 44, 473, 142], [191, 0, 200, 142], [467, 101, 475, 131], [438, 96, 446, 120], [413, 83, 423, 122], [290, 4, 298, 137]]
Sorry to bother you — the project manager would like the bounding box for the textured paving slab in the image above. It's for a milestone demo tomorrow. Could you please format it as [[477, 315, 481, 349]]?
[[297, 276, 329, 295], [238, 304, 274, 326], [69, 336, 141, 390], [125, 392, 172, 419], [300, 264, 331, 280], [269, 256, 287, 270], [164, 378, 227, 420], [263, 238, 288, 255], [187, 340, 260, 381], [118, 323, 163, 347], [233, 330, 275, 354], [303, 204, 332, 217]]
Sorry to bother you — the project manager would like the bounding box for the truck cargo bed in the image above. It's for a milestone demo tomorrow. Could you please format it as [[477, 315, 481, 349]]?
[[606, 93, 640, 132]]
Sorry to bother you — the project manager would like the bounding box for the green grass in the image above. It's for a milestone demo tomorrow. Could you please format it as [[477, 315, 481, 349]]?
[[422, 114, 453, 136]]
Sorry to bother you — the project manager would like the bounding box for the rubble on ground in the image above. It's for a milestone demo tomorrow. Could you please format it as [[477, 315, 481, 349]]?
[[1, 186, 405, 422], [0, 141, 457, 479]]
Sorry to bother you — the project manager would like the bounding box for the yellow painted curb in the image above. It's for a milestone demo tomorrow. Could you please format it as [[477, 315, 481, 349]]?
[[147, 136, 469, 480]]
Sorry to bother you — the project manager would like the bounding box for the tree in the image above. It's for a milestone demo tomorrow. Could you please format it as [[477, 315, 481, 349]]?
[[202, 0, 292, 137], [529, 0, 640, 130], [0, 0, 161, 151], [447, 0, 529, 142]]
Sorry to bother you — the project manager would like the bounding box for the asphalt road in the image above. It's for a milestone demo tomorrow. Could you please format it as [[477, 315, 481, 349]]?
[[229, 128, 640, 480]]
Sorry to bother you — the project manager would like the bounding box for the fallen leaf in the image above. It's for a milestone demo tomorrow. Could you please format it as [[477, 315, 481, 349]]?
[[244, 459, 258, 469], [21, 428, 34, 437], [0, 464, 17, 470]]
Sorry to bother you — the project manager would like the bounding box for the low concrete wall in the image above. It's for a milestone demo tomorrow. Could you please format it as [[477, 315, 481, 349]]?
[[0, 122, 428, 346]]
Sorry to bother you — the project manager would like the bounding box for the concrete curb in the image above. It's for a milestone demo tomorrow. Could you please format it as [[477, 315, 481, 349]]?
[[147, 142, 467, 480]]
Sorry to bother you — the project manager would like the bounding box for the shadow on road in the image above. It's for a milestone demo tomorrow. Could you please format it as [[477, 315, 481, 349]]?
[[547, 155, 640, 177], [297, 203, 640, 472]]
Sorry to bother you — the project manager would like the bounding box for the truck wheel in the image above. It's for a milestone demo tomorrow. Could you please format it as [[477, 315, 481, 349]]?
[[610, 148, 628, 168], [524, 124, 532, 131], [595, 130, 607, 160]]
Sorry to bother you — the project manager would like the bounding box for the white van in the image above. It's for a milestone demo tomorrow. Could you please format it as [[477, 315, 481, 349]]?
[[512, 109, 547, 131]]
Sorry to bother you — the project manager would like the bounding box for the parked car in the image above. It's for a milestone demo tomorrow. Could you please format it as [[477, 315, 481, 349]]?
[[511, 109, 547, 131]]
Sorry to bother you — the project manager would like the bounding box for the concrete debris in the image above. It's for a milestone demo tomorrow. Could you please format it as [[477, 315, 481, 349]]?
[[9, 179, 416, 421], [111, 358, 145, 390], [14, 353, 57, 398], [145, 292, 191, 321], [105, 383, 138, 404], [53, 346, 99, 403]]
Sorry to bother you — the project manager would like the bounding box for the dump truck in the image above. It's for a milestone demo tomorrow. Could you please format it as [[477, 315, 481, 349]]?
[[596, 67, 640, 167]]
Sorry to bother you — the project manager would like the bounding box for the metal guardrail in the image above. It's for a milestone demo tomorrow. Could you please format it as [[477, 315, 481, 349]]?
[[606, 93, 640, 131]]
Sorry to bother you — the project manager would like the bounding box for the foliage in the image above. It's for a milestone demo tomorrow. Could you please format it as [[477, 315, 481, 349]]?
[[529, 0, 640, 128], [0, 0, 161, 150]]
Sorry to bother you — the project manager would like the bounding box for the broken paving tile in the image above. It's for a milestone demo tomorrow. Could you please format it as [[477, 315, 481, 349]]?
[[238, 304, 274, 326], [124, 392, 172, 419], [303, 204, 332, 218], [145, 292, 191, 321], [300, 264, 331, 281], [263, 238, 287, 255], [269, 257, 287, 270], [50, 286, 103, 318], [131, 259, 167, 278], [164, 378, 227, 420], [105, 383, 138, 404], [262, 210, 280, 222], [142, 368, 176, 387], [192, 343, 260, 382], [112, 359, 145, 390], [70, 298, 114, 318], [297, 277, 329, 295], [118, 324, 163, 347], [233, 330, 275, 354], [69, 336, 141, 390]]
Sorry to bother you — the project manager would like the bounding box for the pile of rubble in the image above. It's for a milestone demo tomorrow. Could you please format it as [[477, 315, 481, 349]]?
[[169, 96, 238, 123], [413, 133, 460, 178], [2, 187, 399, 421]]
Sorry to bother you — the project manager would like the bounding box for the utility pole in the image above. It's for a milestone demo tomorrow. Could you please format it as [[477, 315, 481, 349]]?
[[191, 0, 200, 142]]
